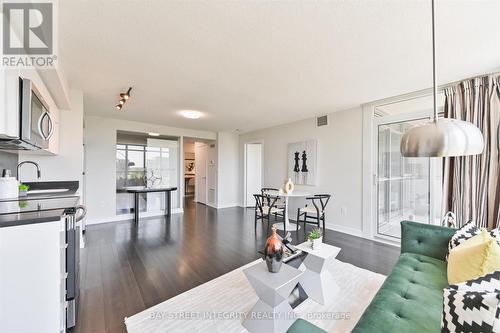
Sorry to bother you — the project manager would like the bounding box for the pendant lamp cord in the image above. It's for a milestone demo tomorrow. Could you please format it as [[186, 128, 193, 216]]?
[[431, 0, 438, 123]]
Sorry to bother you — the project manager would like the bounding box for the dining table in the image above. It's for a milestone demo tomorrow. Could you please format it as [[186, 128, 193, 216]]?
[[267, 190, 311, 232]]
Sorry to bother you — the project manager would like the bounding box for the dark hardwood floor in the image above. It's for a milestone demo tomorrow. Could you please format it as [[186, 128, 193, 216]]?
[[74, 199, 399, 333]]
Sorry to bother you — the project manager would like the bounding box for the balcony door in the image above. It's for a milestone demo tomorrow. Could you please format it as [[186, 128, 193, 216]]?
[[374, 114, 442, 240]]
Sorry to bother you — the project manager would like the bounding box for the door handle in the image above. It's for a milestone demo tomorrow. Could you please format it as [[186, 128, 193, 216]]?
[[38, 111, 54, 141]]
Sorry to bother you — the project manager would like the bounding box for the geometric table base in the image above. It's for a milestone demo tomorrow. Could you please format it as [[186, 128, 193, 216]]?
[[295, 242, 341, 306], [243, 261, 303, 333], [299, 263, 339, 305], [242, 299, 297, 333]]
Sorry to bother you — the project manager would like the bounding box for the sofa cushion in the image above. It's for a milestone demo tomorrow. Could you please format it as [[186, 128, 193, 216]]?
[[351, 253, 448, 333], [401, 221, 456, 261]]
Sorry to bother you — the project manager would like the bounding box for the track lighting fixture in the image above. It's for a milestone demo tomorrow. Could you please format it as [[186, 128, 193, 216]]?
[[115, 87, 132, 111]]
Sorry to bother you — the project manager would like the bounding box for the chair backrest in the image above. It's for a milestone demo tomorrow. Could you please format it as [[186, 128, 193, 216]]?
[[306, 194, 331, 213], [261, 187, 279, 195], [261, 187, 279, 206], [254, 194, 280, 215]]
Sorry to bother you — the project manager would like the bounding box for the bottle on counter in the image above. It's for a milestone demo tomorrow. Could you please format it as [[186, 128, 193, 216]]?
[[0, 169, 19, 199]]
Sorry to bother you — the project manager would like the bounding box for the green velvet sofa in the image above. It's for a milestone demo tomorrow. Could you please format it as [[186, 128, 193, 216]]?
[[288, 221, 455, 333], [351, 221, 455, 333]]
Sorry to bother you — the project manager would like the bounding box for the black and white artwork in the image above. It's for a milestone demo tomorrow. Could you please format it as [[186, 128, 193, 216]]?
[[288, 140, 317, 185]]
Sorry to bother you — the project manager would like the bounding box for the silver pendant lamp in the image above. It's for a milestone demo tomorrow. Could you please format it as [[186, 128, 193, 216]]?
[[400, 0, 484, 157]]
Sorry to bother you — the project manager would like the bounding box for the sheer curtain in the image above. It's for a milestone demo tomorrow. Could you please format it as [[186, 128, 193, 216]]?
[[442, 75, 500, 229]]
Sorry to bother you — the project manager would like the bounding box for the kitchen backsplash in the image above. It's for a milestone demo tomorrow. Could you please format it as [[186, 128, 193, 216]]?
[[0, 151, 18, 177]]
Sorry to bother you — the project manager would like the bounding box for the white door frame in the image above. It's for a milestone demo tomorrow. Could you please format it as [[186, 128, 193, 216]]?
[[363, 96, 444, 246], [243, 141, 264, 208]]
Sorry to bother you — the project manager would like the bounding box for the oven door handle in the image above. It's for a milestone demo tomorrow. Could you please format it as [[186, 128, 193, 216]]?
[[75, 205, 87, 222]]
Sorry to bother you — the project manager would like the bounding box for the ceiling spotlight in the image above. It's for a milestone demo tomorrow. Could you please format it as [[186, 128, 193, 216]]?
[[120, 87, 132, 100], [115, 87, 132, 110], [148, 132, 160, 137], [179, 110, 203, 119]]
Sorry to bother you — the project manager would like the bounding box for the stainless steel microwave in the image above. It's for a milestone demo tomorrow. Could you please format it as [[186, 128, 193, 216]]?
[[0, 78, 54, 150]]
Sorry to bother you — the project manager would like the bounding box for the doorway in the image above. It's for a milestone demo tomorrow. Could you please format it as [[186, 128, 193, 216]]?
[[195, 142, 207, 204], [244, 143, 263, 207], [184, 138, 217, 207], [183, 140, 196, 199]]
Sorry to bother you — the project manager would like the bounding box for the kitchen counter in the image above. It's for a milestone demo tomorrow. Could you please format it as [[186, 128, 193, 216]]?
[[0, 196, 80, 228], [0, 191, 79, 202]]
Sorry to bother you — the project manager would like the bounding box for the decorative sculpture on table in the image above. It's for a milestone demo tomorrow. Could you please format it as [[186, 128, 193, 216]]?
[[288, 140, 317, 185], [301, 150, 309, 184], [284, 178, 294, 194], [293, 152, 300, 183], [264, 226, 284, 273], [144, 169, 162, 188]]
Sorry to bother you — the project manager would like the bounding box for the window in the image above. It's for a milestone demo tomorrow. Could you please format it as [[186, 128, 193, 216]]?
[[116, 144, 146, 189], [116, 138, 179, 215]]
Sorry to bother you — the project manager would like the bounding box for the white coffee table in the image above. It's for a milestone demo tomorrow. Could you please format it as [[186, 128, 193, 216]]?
[[243, 260, 303, 333], [295, 241, 341, 305]]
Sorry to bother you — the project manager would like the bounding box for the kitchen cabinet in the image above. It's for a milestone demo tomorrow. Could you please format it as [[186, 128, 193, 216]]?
[[0, 68, 21, 139], [0, 218, 67, 333]]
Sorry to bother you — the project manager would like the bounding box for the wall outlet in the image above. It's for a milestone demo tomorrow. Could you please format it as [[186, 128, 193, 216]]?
[[340, 206, 347, 216]]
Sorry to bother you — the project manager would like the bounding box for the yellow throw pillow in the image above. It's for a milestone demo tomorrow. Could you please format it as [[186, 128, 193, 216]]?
[[447, 230, 500, 284]]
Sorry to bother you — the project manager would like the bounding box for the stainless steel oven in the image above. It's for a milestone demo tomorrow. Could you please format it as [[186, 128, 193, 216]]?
[[0, 78, 54, 150]]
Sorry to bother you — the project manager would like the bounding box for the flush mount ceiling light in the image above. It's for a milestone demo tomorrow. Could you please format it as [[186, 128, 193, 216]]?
[[400, 0, 484, 157], [115, 87, 132, 111], [179, 110, 203, 119], [148, 132, 160, 137]]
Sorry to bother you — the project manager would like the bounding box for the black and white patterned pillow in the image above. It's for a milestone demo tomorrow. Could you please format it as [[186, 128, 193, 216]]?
[[448, 220, 480, 257], [442, 271, 500, 333], [490, 228, 500, 246]]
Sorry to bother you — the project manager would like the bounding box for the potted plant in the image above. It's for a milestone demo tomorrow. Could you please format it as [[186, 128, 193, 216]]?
[[308, 228, 322, 250], [18, 183, 29, 197]]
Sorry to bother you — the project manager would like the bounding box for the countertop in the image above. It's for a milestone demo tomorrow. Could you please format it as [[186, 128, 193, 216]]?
[[0, 191, 79, 202], [0, 195, 80, 228]]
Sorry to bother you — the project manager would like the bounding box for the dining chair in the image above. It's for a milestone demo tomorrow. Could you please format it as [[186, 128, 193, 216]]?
[[296, 194, 331, 236], [261, 187, 286, 214], [254, 194, 284, 234]]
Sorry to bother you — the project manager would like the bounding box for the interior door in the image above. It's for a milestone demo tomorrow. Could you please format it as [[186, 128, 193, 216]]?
[[245, 143, 262, 207], [195, 143, 207, 204]]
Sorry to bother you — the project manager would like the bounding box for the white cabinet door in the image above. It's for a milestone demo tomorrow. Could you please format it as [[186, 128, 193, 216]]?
[[0, 219, 65, 333], [0, 68, 21, 139]]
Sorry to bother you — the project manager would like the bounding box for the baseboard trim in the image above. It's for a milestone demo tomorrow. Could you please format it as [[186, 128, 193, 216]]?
[[325, 224, 364, 238], [86, 208, 184, 225], [216, 203, 239, 209]]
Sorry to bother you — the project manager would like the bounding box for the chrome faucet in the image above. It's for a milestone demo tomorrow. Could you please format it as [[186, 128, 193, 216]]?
[[17, 161, 41, 183]]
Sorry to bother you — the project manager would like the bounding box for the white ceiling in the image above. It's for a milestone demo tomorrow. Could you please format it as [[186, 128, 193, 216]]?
[[59, 0, 500, 133]]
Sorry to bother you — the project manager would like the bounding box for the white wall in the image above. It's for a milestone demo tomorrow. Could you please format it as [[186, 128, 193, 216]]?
[[84, 115, 216, 224], [217, 132, 240, 208], [239, 107, 364, 236], [19, 89, 84, 185]]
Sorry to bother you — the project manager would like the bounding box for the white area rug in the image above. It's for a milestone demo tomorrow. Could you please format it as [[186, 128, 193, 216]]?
[[125, 259, 385, 333]]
